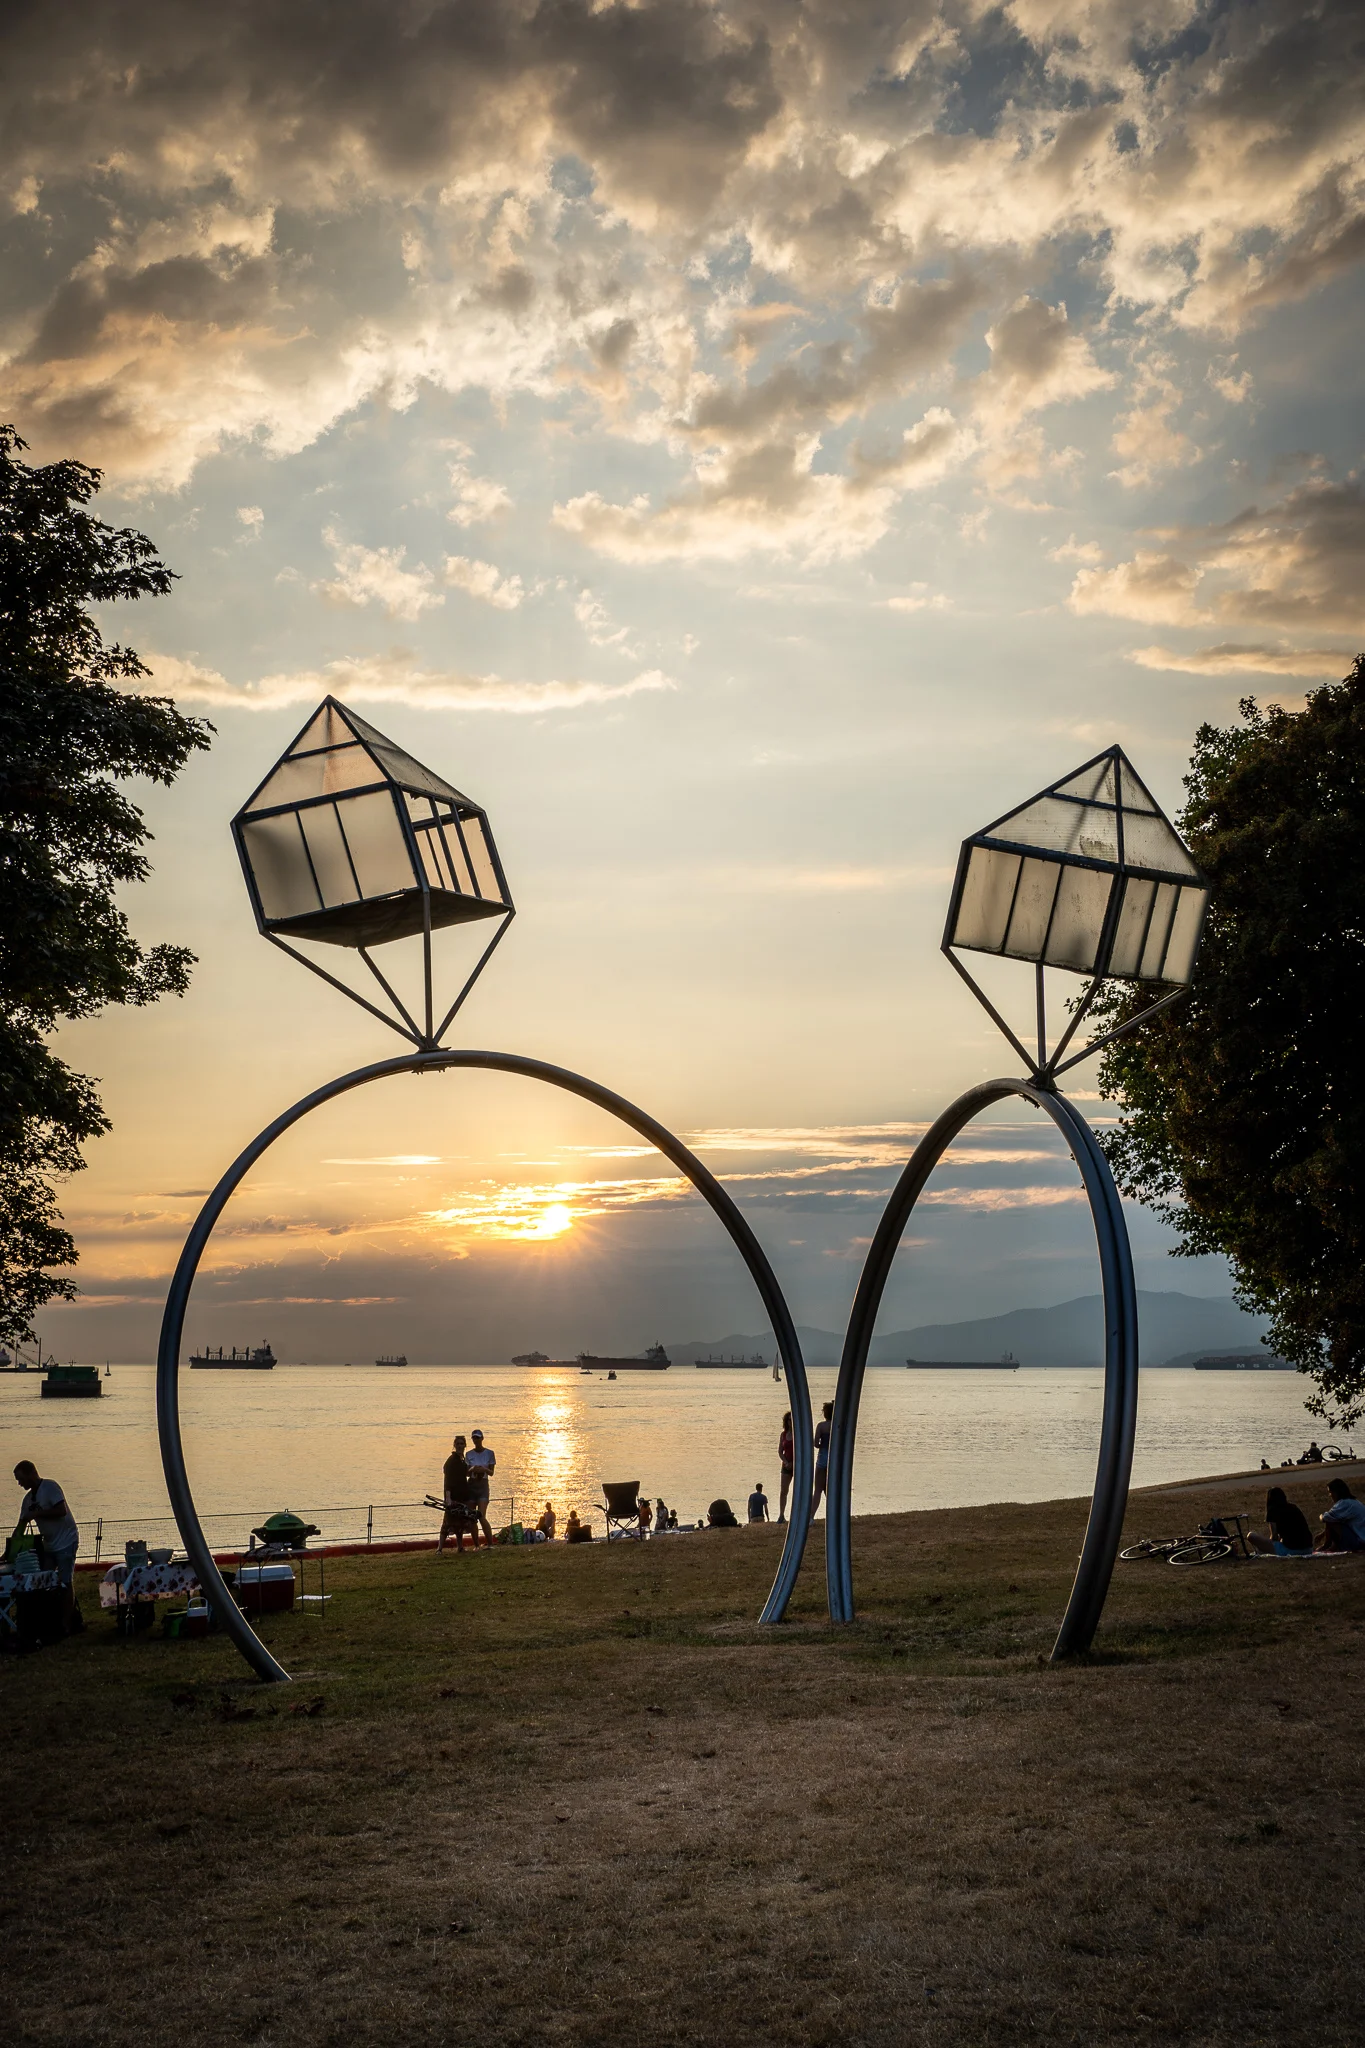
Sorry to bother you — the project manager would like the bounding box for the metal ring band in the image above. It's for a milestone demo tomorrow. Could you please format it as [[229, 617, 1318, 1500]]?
[[157, 1049, 815, 1682], [824, 1079, 1138, 1660]]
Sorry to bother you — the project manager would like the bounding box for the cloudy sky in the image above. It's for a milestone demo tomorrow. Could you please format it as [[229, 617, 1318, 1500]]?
[[5, 0, 1360, 1359]]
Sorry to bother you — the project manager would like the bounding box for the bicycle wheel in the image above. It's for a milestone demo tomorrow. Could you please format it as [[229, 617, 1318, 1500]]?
[[1168, 1540, 1233, 1566], [1120, 1540, 1167, 1560]]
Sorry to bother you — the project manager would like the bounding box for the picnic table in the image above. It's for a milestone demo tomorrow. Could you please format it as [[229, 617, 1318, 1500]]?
[[0, 1567, 61, 1637], [99, 1559, 200, 1610]]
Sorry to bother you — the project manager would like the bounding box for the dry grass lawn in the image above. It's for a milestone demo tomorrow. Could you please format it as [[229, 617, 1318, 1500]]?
[[6, 1468, 1364, 2048]]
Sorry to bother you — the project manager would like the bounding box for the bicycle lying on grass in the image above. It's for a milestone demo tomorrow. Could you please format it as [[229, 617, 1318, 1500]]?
[[1120, 1515, 1253, 1566]]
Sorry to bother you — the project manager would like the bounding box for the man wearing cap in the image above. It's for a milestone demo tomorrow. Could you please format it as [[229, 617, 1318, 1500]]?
[[466, 1430, 496, 1547]]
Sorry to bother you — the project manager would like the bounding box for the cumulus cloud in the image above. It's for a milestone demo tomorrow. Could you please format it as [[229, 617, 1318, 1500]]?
[[556, 437, 893, 562], [1129, 643, 1358, 678], [141, 649, 675, 714], [1070, 480, 1365, 637], [443, 555, 525, 609], [314, 528, 443, 619], [447, 450, 514, 527], [557, 407, 973, 563], [1068, 550, 1205, 625], [574, 589, 632, 648], [1109, 358, 1196, 489], [976, 298, 1114, 429], [0, 0, 1355, 508]]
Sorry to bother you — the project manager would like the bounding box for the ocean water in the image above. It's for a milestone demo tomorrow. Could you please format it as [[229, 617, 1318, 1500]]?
[[0, 1361, 1328, 1553]]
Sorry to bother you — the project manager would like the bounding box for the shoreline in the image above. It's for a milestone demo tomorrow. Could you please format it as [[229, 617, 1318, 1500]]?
[[71, 1455, 1365, 1574]]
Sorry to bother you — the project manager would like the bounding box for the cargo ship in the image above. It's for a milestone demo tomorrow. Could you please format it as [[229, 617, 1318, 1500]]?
[[511, 1351, 578, 1367], [375, 1354, 408, 1367], [906, 1352, 1020, 1370], [578, 1344, 671, 1371], [190, 1343, 276, 1370], [695, 1355, 769, 1369], [1193, 1352, 1292, 1370]]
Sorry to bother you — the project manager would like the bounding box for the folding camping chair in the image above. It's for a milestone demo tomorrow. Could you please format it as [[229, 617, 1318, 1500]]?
[[598, 1480, 644, 1541]]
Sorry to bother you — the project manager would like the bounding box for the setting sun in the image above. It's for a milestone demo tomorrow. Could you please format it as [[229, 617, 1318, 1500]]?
[[525, 1203, 573, 1240]]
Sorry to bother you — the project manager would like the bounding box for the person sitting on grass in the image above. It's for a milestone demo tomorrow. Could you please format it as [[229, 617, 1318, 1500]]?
[[564, 1509, 590, 1543], [537, 1501, 557, 1540], [1247, 1486, 1314, 1556], [654, 1497, 669, 1535], [637, 1493, 653, 1536], [1318, 1478, 1365, 1552], [1298, 1441, 1323, 1464]]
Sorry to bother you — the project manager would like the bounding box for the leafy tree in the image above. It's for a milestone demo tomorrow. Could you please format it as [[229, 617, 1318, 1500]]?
[[1094, 661, 1365, 1424], [0, 426, 211, 1348]]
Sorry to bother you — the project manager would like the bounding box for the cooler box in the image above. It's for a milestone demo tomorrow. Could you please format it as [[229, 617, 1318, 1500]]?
[[236, 1563, 295, 1615]]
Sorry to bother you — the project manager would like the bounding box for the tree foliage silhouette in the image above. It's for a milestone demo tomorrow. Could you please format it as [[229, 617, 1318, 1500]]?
[[1095, 660, 1365, 1423], [0, 426, 210, 1347]]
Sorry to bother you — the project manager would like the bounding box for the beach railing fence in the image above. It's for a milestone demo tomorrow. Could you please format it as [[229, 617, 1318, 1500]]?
[[90, 1495, 518, 1563]]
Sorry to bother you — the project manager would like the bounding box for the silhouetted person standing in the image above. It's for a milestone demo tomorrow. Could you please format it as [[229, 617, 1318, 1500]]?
[[811, 1401, 833, 1514]]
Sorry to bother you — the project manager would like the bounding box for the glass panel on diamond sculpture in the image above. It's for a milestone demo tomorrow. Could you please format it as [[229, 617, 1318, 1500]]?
[[336, 789, 414, 901], [252, 743, 379, 810], [1003, 857, 1061, 958], [1108, 877, 1155, 978], [1115, 806, 1200, 878], [1052, 758, 1117, 805], [458, 812, 503, 903], [300, 802, 360, 908], [1042, 864, 1114, 973], [1139, 883, 1179, 979], [988, 792, 1118, 863], [1159, 885, 1207, 984], [291, 703, 351, 754], [951, 845, 1020, 951], [242, 813, 319, 921], [414, 824, 449, 894], [439, 816, 476, 896]]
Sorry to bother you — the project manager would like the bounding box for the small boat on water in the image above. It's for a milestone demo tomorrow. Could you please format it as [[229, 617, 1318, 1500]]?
[[906, 1352, 1021, 1370], [42, 1364, 102, 1399], [375, 1354, 408, 1367], [578, 1344, 671, 1371], [695, 1355, 769, 1369], [190, 1342, 276, 1370]]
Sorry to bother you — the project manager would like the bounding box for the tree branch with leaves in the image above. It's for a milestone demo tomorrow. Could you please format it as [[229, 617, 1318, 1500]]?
[[1093, 660, 1365, 1425], [0, 424, 211, 1347]]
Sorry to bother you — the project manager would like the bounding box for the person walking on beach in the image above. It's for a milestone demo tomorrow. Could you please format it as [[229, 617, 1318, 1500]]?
[[466, 1429, 496, 1547], [12, 1460, 80, 1628], [439, 1436, 475, 1553], [777, 1412, 794, 1524], [811, 1402, 833, 1515]]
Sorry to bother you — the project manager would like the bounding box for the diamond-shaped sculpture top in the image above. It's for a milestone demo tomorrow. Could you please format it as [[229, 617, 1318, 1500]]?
[[944, 745, 1209, 984], [981, 750, 1201, 879], [232, 697, 512, 950]]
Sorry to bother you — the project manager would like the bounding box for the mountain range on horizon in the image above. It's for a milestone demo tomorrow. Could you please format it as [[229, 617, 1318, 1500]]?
[[671, 1291, 1273, 1371]]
